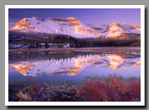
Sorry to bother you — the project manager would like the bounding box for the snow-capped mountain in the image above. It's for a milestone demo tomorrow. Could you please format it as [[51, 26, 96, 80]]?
[[10, 17, 140, 39], [88, 22, 140, 38], [11, 17, 101, 38]]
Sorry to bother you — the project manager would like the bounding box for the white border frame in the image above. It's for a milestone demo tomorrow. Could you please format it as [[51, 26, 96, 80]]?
[[5, 5, 145, 106]]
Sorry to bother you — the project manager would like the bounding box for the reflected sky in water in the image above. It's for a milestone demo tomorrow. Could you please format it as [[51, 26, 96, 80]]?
[[9, 48, 140, 83]]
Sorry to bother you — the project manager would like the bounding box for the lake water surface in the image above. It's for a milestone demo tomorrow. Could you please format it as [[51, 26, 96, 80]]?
[[9, 47, 140, 84]]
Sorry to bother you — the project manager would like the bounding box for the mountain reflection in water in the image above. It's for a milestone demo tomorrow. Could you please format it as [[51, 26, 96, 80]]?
[[9, 51, 140, 77]]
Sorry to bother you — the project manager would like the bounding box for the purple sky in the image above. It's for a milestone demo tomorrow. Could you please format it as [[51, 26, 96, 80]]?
[[9, 8, 140, 28]]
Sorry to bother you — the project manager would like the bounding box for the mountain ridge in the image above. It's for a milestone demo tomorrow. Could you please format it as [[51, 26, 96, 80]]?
[[10, 17, 140, 39]]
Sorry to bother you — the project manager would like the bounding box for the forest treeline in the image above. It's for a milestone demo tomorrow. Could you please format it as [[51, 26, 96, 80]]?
[[9, 32, 140, 48]]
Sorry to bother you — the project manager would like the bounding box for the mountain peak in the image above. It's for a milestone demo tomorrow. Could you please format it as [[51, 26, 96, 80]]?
[[133, 24, 140, 30], [31, 16, 40, 20], [105, 22, 140, 38], [109, 22, 119, 26], [67, 17, 81, 27], [67, 17, 78, 21], [107, 22, 124, 38], [12, 18, 35, 30]]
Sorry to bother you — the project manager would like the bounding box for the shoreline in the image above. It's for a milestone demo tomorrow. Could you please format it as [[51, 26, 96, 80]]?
[[9, 47, 140, 53]]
